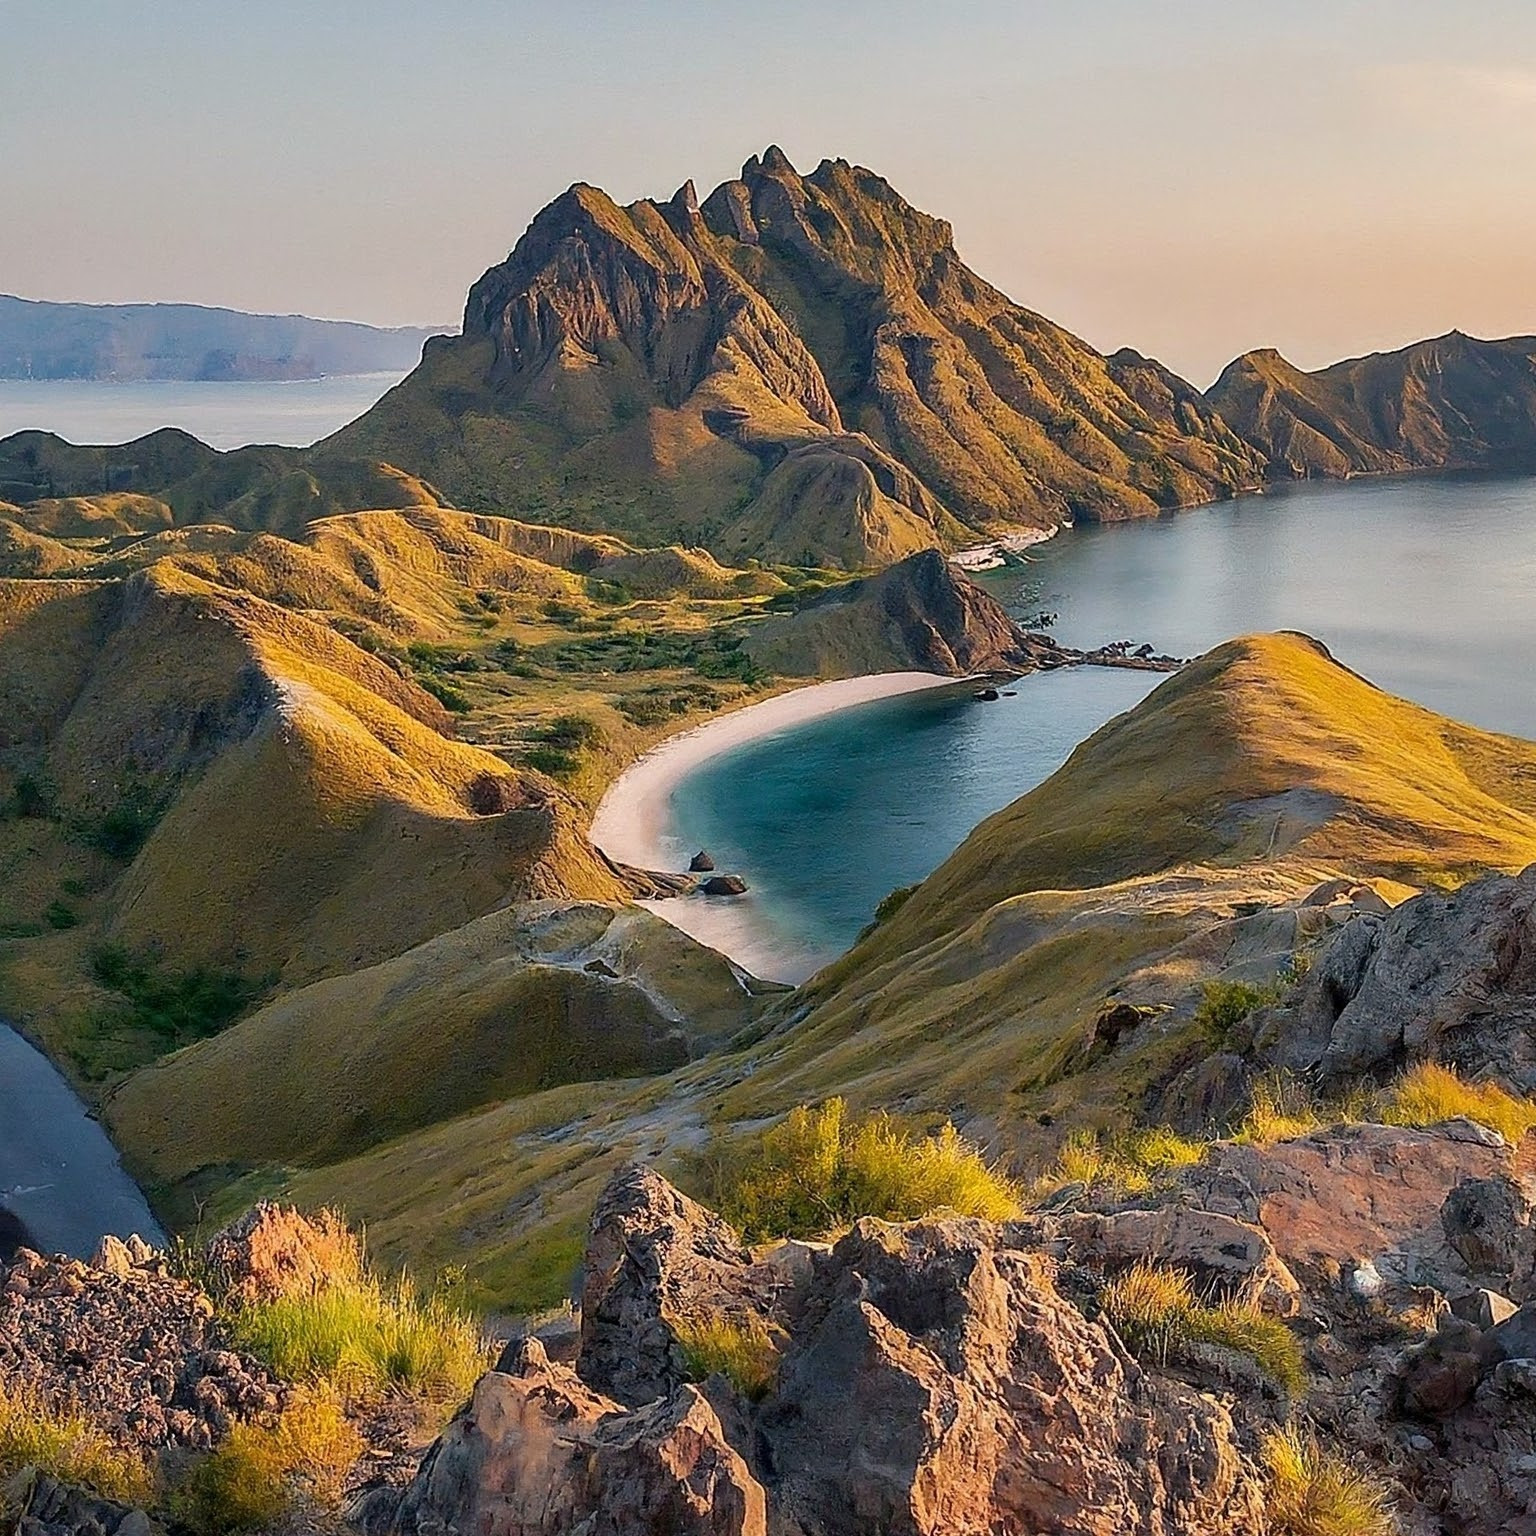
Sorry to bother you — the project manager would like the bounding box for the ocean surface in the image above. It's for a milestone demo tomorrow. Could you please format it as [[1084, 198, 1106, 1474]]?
[[0, 372, 406, 450], [667, 472, 1536, 980]]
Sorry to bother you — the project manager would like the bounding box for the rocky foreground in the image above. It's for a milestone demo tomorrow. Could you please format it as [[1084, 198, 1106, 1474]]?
[[362, 1137, 1536, 1536]]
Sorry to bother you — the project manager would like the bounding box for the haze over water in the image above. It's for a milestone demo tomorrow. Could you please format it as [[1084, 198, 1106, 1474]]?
[[668, 473, 1536, 980]]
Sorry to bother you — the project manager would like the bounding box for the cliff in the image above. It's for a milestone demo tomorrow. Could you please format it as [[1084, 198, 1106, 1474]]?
[[1209, 331, 1536, 479]]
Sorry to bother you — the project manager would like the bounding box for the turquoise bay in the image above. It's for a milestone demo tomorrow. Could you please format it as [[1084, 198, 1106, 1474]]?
[[665, 474, 1536, 980]]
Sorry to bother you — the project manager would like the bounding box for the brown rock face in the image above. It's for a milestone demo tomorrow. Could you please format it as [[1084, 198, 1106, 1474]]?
[[1209, 331, 1536, 481], [762, 1219, 1264, 1536], [389, 1347, 765, 1536], [1247, 864, 1536, 1091]]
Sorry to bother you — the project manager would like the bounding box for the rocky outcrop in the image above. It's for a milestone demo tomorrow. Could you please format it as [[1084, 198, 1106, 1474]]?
[[0, 1243, 283, 1449], [1209, 331, 1536, 481], [1247, 864, 1536, 1090], [396, 1166, 1270, 1536], [3, 1469, 162, 1536], [388, 1342, 764, 1536]]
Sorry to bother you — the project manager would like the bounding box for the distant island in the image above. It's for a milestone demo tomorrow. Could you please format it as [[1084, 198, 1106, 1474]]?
[[0, 295, 446, 382]]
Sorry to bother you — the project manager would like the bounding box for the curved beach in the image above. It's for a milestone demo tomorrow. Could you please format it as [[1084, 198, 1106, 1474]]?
[[589, 671, 972, 979]]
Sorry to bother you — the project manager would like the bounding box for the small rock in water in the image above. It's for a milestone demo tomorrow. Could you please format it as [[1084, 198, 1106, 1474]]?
[[973, 687, 1000, 701], [700, 875, 748, 897], [688, 850, 716, 872]]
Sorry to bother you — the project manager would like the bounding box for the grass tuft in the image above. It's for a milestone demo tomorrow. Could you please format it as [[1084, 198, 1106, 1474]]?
[[1235, 1072, 1325, 1146], [1034, 1125, 1205, 1200], [1196, 978, 1282, 1040], [229, 1269, 490, 1402], [1101, 1262, 1305, 1396], [1262, 1426, 1396, 1536], [675, 1316, 779, 1401], [707, 1099, 1020, 1243], [171, 1394, 361, 1536], [0, 1383, 154, 1508], [1379, 1063, 1536, 1146]]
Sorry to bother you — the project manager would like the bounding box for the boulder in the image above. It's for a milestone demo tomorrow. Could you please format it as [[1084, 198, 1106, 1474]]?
[[1251, 865, 1536, 1090], [700, 875, 748, 897], [1452, 1288, 1519, 1329], [1017, 1205, 1300, 1314], [578, 1164, 767, 1408], [202, 1202, 358, 1305], [760, 1218, 1266, 1536], [1442, 1176, 1536, 1293], [688, 851, 716, 872], [388, 1353, 765, 1536], [1481, 1301, 1536, 1368], [1393, 1318, 1483, 1418], [3, 1469, 162, 1536]]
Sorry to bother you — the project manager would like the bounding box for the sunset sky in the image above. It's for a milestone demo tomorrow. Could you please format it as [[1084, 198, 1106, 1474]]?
[[5, 0, 1534, 384]]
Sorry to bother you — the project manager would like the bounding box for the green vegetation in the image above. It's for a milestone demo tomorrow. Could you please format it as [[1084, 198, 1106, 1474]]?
[[1235, 1073, 1327, 1146], [0, 1383, 154, 1507], [1196, 978, 1282, 1040], [1380, 1062, 1536, 1146], [1034, 1125, 1205, 1200], [79, 783, 166, 861], [1262, 1426, 1396, 1536], [523, 713, 605, 779], [675, 1316, 780, 1401], [230, 1270, 489, 1401], [79, 944, 261, 1076], [1101, 1262, 1305, 1396], [43, 899, 78, 931], [539, 624, 770, 686], [170, 1396, 361, 1536], [705, 1098, 1021, 1242]]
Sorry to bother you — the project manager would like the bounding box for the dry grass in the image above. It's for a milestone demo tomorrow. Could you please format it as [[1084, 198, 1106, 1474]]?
[[1033, 1125, 1206, 1200], [1235, 1073, 1326, 1146], [675, 1316, 780, 1402], [0, 1384, 154, 1509], [1101, 1262, 1305, 1396], [1379, 1062, 1536, 1146], [171, 1394, 362, 1535], [708, 1098, 1021, 1242], [1262, 1426, 1396, 1536]]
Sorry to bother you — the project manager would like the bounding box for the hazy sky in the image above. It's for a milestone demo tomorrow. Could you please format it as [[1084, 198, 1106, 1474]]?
[[4, 0, 1535, 384]]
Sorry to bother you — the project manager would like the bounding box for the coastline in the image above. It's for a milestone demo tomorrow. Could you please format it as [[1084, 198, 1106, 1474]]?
[[590, 670, 974, 872], [588, 671, 978, 980]]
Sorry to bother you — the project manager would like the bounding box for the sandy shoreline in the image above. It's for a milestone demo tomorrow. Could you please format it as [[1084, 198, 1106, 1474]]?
[[590, 671, 971, 872]]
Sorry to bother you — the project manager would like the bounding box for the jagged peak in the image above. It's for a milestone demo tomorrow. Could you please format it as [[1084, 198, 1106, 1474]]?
[[742, 144, 798, 181]]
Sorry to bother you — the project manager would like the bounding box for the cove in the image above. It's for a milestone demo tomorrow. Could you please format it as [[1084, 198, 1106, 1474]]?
[[662, 472, 1536, 981], [0, 1024, 165, 1259]]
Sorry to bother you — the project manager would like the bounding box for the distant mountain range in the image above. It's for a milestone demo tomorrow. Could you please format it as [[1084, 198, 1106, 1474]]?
[[3, 150, 1536, 568], [0, 296, 445, 382]]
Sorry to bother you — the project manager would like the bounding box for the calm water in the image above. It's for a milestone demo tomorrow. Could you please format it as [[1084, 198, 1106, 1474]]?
[[0, 372, 405, 449], [0, 1024, 164, 1259], [669, 473, 1536, 980]]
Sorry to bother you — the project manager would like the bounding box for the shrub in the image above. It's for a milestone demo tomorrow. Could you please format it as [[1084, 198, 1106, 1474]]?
[[90, 944, 259, 1048], [1262, 1426, 1395, 1536], [0, 1383, 153, 1507], [1195, 978, 1281, 1039], [417, 674, 472, 714], [6, 772, 56, 821], [523, 745, 580, 779], [230, 1271, 489, 1401], [1235, 1073, 1324, 1146], [872, 885, 918, 924], [675, 1316, 779, 1401], [1380, 1062, 1536, 1146], [43, 899, 79, 930], [710, 1099, 1021, 1242], [171, 1395, 361, 1535], [1034, 1126, 1205, 1200], [1101, 1262, 1305, 1396], [537, 714, 604, 752], [81, 783, 165, 860]]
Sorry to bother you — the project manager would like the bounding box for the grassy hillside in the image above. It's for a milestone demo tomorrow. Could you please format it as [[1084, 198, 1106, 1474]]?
[[94, 632, 1536, 1312]]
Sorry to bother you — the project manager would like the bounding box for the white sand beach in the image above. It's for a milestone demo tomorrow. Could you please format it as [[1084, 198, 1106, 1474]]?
[[589, 671, 971, 981]]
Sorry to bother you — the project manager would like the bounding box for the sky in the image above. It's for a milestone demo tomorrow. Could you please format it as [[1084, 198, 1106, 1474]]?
[[3, 0, 1535, 385]]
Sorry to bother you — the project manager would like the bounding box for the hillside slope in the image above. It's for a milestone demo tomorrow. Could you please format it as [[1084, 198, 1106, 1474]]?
[[102, 633, 1536, 1309], [1209, 331, 1536, 478]]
